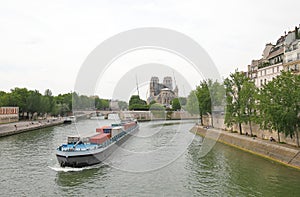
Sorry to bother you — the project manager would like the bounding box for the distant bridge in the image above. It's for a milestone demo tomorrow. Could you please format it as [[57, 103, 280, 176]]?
[[72, 110, 200, 121], [72, 110, 121, 119]]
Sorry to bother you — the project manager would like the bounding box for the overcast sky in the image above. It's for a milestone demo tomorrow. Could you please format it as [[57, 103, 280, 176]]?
[[0, 0, 299, 100]]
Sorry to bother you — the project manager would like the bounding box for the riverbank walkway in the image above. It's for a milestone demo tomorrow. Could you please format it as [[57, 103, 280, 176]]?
[[0, 118, 64, 137], [192, 125, 300, 170]]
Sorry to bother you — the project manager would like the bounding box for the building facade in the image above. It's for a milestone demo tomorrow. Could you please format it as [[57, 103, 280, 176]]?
[[148, 76, 178, 108], [247, 25, 300, 87], [0, 107, 19, 124], [283, 26, 300, 74]]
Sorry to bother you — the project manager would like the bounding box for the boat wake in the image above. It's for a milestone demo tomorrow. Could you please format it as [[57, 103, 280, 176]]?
[[48, 164, 101, 172]]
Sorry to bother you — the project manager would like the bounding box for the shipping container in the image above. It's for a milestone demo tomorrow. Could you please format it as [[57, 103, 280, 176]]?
[[123, 122, 136, 130], [96, 125, 111, 133], [89, 133, 110, 144], [103, 128, 112, 133], [111, 126, 123, 137]]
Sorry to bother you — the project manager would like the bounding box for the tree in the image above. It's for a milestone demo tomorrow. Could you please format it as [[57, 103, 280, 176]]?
[[186, 90, 200, 115], [44, 89, 52, 97], [0, 91, 9, 107], [9, 88, 29, 117], [171, 98, 181, 111], [208, 80, 225, 107], [26, 90, 42, 119], [54, 93, 72, 115], [129, 95, 148, 111], [178, 97, 187, 106], [258, 72, 300, 145], [149, 103, 165, 119], [239, 80, 258, 136], [44, 89, 55, 114], [224, 70, 252, 134], [195, 80, 212, 125]]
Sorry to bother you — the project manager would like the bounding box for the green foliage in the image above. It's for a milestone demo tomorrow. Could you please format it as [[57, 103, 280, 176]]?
[[72, 92, 95, 110], [0, 88, 109, 119], [150, 103, 165, 118], [178, 97, 187, 106], [150, 103, 165, 110], [197, 80, 212, 113], [224, 70, 256, 134], [258, 62, 270, 69], [9, 87, 29, 113], [27, 90, 42, 114], [186, 80, 215, 125], [128, 95, 148, 110], [239, 79, 258, 136], [258, 71, 300, 145], [129, 104, 149, 111], [186, 90, 199, 115], [149, 100, 156, 105], [94, 97, 109, 110], [208, 80, 225, 107], [171, 98, 181, 111]]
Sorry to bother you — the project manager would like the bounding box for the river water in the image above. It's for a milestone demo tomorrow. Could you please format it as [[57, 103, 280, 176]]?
[[1, 119, 300, 196]]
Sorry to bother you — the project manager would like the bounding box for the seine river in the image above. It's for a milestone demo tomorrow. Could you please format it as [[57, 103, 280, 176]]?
[[1, 119, 300, 196]]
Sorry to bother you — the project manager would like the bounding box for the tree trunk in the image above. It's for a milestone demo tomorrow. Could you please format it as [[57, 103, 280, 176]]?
[[277, 131, 281, 143], [249, 120, 253, 137], [295, 126, 299, 147], [239, 123, 242, 135], [200, 114, 203, 126], [211, 114, 214, 128]]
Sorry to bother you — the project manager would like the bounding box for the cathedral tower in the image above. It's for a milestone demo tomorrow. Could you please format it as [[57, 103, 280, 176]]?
[[163, 76, 173, 90]]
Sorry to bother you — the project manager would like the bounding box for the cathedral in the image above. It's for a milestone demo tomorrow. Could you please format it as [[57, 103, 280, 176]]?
[[147, 76, 178, 108]]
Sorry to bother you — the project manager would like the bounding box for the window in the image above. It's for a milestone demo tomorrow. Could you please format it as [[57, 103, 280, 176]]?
[[272, 67, 274, 73], [264, 79, 267, 84], [260, 79, 263, 86]]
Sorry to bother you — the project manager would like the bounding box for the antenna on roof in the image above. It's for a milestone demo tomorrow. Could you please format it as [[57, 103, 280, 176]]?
[[135, 74, 140, 97]]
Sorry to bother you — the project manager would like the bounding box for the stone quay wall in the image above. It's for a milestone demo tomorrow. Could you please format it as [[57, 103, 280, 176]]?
[[119, 111, 199, 121], [191, 126, 300, 170]]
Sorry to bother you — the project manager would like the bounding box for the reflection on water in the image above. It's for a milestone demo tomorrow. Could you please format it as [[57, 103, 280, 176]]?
[[1, 119, 300, 196], [186, 136, 300, 196]]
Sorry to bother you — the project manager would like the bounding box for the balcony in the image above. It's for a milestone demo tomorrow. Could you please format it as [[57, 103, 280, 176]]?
[[258, 62, 270, 69]]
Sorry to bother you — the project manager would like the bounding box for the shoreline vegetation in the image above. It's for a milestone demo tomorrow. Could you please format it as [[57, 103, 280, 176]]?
[[185, 71, 300, 147], [0, 88, 113, 120]]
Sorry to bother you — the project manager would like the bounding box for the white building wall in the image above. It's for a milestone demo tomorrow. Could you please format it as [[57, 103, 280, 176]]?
[[255, 64, 283, 88]]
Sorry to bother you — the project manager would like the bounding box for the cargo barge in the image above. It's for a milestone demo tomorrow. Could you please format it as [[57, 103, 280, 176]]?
[[56, 120, 138, 168]]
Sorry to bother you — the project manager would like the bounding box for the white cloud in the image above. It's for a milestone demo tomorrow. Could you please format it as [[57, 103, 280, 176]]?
[[0, 0, 299, 98]]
